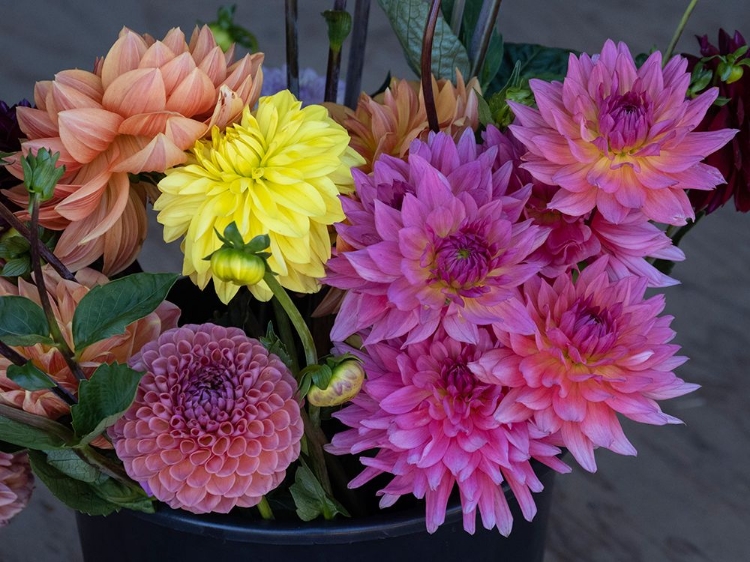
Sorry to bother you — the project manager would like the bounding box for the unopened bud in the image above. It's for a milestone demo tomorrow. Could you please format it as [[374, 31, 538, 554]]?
[[210, 248, 266, 286], [22, 148, 65, 203], [307, 359, 364, 407]]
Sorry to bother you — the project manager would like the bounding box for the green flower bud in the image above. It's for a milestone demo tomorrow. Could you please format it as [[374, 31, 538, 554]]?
[[210, 248, 266, 286], [307, 359, 364, 407], [322, 10, 352, 53], [22, 148, 65, 203]]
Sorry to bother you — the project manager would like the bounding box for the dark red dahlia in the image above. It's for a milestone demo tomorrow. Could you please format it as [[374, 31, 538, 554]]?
[[688, 30, 750, 213]]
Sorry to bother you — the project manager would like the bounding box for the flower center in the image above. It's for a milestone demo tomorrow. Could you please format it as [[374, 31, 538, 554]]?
[[433, 229, 492, 289], [177, 361, 240, 431], [598, 91, 652, 153]]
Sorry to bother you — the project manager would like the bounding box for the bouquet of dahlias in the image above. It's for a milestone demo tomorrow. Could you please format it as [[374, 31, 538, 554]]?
[[0, 0, 747, 545]]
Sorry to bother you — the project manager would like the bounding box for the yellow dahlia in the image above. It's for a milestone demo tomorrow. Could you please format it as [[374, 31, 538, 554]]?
[[335, 73, 480, 172], [155, 90, 364, 304]]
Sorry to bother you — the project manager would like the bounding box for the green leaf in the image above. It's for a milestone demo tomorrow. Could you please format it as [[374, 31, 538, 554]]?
[[489, 42, 574, 96], [259, 322, 294, 370], [72, 272, 179, 352], [1, 256, 31, 278], [28, 450, 120, 516], [0, 414, 72, 450], [0, 295, 51, 346], [477, 93, 493, 127], [6, 361, 56, 390], [0, 236, 30, 259], [71, 362, 143, 445], [45, 449, 103, 483], [93, 477, 154, 513], [289, 461, 350, 521], [377, 0, 470, 81]]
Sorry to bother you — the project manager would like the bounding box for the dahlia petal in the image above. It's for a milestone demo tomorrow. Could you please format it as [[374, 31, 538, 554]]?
[[560, 422, 597, 472], [102, 68, 167, 118], [100, 28, 149, 89], [111, 133, 186, 173], [57, 108, 123, 164]]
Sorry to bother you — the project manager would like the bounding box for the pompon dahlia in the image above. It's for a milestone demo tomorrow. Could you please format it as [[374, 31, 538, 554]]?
[[326, 129, 545, 346], [7, 25, 263, 274], [327, 330, 569, 536], [336, 74, 479, 172], [687, 30, 750, 214], [0, 266, 180, 420], [110, 323, 303, 514], [509, 40, 737, 226], [0, 452, 33, 527], [484, 257, 698, 472], [155, 90, 364, 304]]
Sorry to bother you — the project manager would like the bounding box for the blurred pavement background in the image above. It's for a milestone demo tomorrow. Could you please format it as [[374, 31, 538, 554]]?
[[1, 1, 749, 560]]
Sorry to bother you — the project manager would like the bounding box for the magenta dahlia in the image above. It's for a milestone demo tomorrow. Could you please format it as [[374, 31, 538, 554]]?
[[110, 323, 303, 514], [509, 40, 736, 226], [0, 451, 33, 526], [483, 258, 697, 472], [327, 330, 569, 536], [326, 130, 545, 345]]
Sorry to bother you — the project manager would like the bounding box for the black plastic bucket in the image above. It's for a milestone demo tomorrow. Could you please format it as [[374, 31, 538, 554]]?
[[76, 465, 556, 562]]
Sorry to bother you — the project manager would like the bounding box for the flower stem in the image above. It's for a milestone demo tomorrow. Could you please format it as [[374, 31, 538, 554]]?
[[344, 0, 371, 109], [285, 0, 300, 98], [0, 201, 76, 282], [449, 0, 466, 35], [469, 0, 503, 79], [263, 272, 318, 368], [664, 0, 699, 62], [257, 496, 275, 520], [271, 297, 300, 374], [27, 196, 86, 382], [0, 340, 77, 406], [421, 0, 442, 133], [324, 0, 348, 103]]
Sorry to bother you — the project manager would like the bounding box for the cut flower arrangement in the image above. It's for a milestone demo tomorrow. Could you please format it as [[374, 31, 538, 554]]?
[[0, 0, 747, 555]]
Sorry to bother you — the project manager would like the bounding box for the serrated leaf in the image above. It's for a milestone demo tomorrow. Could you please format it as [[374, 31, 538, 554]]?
[[71, 362, 143, 445], [46, 449, 102, 483], [6, 361, 55, 390], [289, 461, 350, 521], [0, 295, 51, 346], [28, 450, 120, 516], [377, 0, 470, 81], [259, 322, 294, 369], [93, 477, 154, 513], [72, 272, 179, 352]]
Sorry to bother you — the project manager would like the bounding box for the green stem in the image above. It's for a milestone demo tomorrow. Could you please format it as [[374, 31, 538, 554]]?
[[469, 0, 503, 78], [421, 0, 442, 133], [285, 0, 300, 98], [271, 297, 300, 374], [0, 402, 75, 444], [257, 496, 275, 520], [263, 272, 317, 368], [0, 200, 76, 281], [28, 196, 86, 382], [301, 409, 334, 497], [76, 445, 141, 491], [664, 0, 699, 62], [0, 340, 77, 406]]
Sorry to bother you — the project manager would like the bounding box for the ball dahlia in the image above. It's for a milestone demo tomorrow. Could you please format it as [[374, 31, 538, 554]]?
[[327, 330, 569, 535], [7, 25, 263, 274], [0, 452, 33, 527], [509, 40, 736, 226], [485, 257, 698, 472], [110, 323, 303, 514], [155, 90, 364, 304]]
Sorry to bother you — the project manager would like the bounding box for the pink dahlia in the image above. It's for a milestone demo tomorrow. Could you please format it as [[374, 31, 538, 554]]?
[[327, 330, 569, 535], [482, 126, 684, 287], [326, 130, 545, 345], [0, 452, 33, 526], [483, 257, 697, 472], [509, 40, 736, 225], [110, 323, 303, 514]]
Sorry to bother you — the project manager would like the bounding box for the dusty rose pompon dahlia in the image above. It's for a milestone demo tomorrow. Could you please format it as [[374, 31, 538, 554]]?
[[111, 323, 303, 514], [0, 452, 33, 526]]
